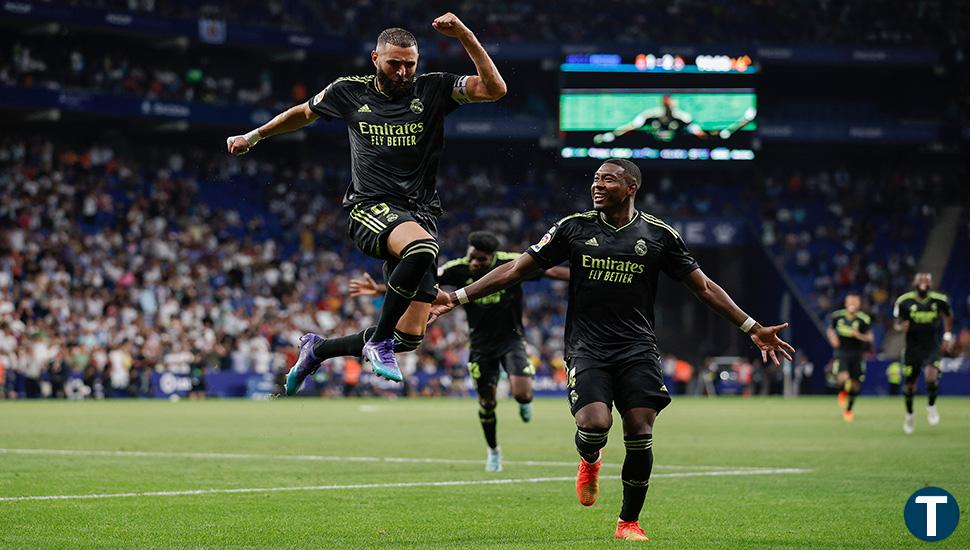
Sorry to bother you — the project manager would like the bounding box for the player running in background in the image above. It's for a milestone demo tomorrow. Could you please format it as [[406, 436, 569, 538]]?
[[429, 158, 793, 541], [893, 273, 953, 434], [349, 230, 569, 472], [227, 14, 506, 389], [826, 293, 872, 422]]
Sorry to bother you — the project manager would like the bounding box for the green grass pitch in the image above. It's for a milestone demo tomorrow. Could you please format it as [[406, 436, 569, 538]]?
[[1, 396, 967, 548]]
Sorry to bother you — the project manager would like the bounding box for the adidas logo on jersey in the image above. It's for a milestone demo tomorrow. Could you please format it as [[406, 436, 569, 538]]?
[[358, 104, 372, 113], [585, 237, 599, 246]]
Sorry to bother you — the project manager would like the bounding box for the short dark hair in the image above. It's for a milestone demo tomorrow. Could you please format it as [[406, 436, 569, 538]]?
[[603, 158, 641, 188], [468, 230, 500, 253], [377, 27, 417, 49]]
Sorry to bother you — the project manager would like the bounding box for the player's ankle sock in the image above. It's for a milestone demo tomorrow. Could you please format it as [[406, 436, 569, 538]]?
[[372, 239, 438, 341], [904, 390, 914, 414], [312, 327, 375, 359], [478, 402, 498, 449], [575, 427, 609, 464], [847, 389, 858, 411], [392, 329, 424, 353], [619, 434, 653, 522], [927, 382, 939, 406]]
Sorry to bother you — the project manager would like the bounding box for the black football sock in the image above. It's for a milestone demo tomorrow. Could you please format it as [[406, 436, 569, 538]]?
[[620, 434, 654, 522], [927, 381, 939, 406], [312, 327, 375, 360], [847, 388, 858, 411], [312, 327, 424, 359], [372, 239, 438, 341], [392, 329, 423, 353], [479, 402, 498, 449], [575, 427, 609, 464], [904, 389, 914, 414]]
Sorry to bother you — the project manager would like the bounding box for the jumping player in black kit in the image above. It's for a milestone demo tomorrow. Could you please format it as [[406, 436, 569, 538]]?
[[349, 231, 569, 471], [429, 159, 794, 542], [827, 293, 872, 422], [893, 272, 953, 434], [227, 13, 506, 392]]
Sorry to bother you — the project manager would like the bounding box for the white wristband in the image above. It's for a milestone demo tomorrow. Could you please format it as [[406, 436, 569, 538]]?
[[739, 317, 756, 333], [455, 288, 469, 305], [943, 332, 954, 343], [243, 129, 262, 147]]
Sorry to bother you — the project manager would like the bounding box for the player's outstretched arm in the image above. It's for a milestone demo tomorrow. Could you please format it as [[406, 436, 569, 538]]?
[[227, 102, 320, 156], [349, 273, 386, 297], [593, 111, 651, 144], [429, 253, 543, 323], [432, 12, 506, 101], [683, 268, 794, 365], [544, 266, 570, 281]]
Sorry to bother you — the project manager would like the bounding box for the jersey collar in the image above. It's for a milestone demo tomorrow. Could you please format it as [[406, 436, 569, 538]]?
[[598, 210, 640, 232], [371, 77, 391, 99]]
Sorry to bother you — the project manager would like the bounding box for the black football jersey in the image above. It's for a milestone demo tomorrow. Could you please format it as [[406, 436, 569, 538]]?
[[309, 73, 471, 214], [830, 309, 872, 355], [894, 291, 951, 350], [438, 251, 537, 357], [527, 210, 699, 364]]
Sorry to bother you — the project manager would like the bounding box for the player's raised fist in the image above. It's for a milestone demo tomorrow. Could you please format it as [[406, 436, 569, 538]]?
[[432, 13, 469, 38], [226, 135, 250, 156]]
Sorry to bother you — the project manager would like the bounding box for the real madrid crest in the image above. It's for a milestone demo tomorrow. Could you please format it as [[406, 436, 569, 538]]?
[[410, 98, 424, 114], [635, 239, 647, 256]]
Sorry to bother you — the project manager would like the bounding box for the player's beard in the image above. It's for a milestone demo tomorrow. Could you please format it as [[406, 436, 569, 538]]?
[[376, 69, 415, 98]]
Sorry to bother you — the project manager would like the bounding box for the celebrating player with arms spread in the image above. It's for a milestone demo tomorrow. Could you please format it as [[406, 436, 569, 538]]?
[[429, 159, 793, 542], [227, 14, 506, 390]]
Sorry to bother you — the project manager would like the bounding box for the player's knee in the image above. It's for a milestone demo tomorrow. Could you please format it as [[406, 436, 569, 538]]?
[[512, 389, 533, 404], [392, 329, 423, 352], [575, 410, 612, 432], [400, 239, 438, 265], [386, 239, 439, 298], [478, 398, 497, 411]]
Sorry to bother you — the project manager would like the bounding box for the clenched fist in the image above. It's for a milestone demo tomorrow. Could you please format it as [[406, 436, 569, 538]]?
[[226, 135, 251, 156], [432, 12, 470, 39]]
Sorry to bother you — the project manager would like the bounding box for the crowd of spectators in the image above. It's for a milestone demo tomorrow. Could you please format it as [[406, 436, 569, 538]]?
[[53, 0, 963, 47], [0, 34, 545, 117], [2, 36, 325, 111], [754, 164, 962, 351], [0, 136, 570, 400], [0, 134, 964, 400]]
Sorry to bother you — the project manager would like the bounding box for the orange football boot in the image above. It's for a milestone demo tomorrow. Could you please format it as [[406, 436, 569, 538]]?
[[615, 520, 650, 541], [576, 450, 602, 506]]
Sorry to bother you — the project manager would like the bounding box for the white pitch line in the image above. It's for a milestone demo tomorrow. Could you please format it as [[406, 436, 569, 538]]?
[[0, 468, 808, 502], [0, 448, 767, 471]]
